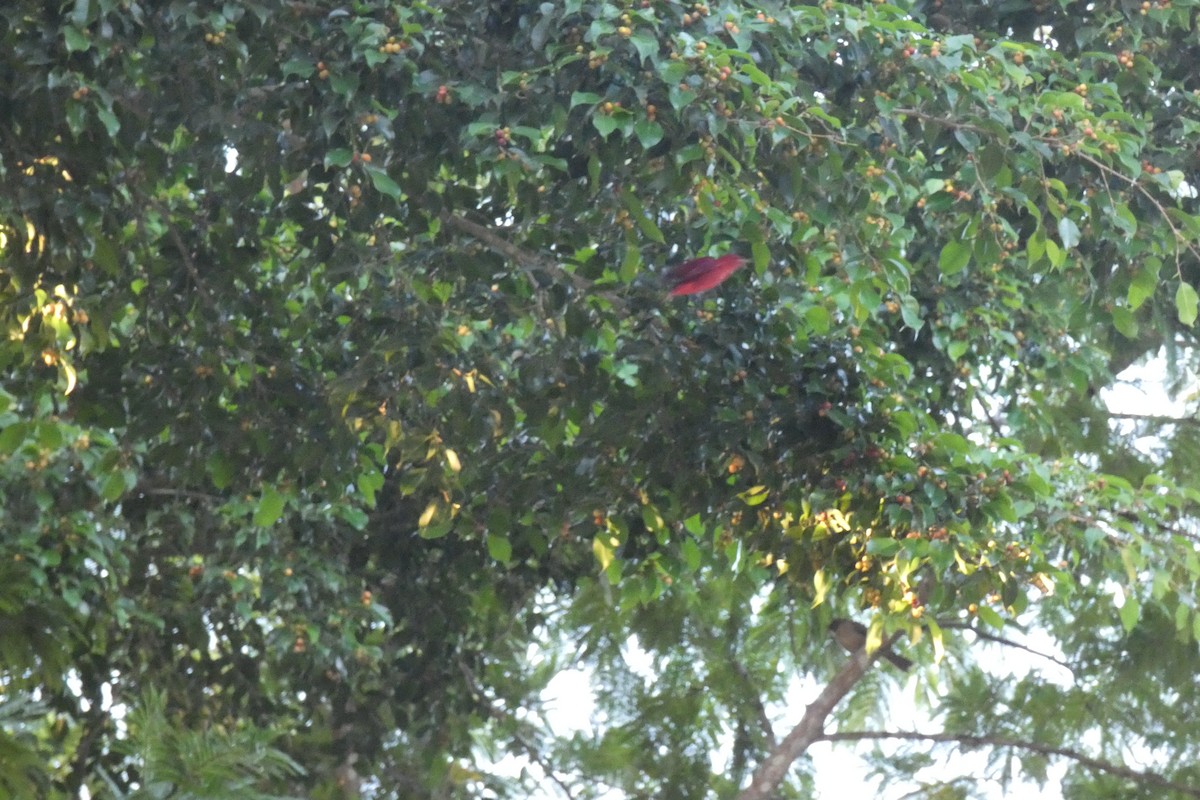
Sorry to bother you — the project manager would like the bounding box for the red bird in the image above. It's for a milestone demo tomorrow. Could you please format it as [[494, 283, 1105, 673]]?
[[666, 253, 747, 296]]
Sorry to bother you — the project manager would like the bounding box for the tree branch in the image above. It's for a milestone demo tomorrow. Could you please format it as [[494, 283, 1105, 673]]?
[[1107, 411, 1199, 427], [438, 211, 592, 294], [458, 659, 580, 800], [735, 634, 901, 800], [437, 210, 636, 316], [820, 730, 1200, 798], [135, 486, 226, 503], [893, 108, 1200, 271], [934, 620, 1074, 672], [728, 658, 777, 747]]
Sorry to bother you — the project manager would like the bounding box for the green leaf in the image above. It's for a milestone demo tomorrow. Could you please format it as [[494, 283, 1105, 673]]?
[[363, 165, 403, 199], [1057, 217, 1081, 249], [93, 237, 119, 275], [635, 211, 665, 244], [641, 505, 664, 532], [975, 606, 1005, 630], [587, 154, 601, 188], [282, 58, 314, 77], [613, 361, 639, 387], [356, 467, 385, 505], [330, 73, 360, 97], [253, 486, 286, 527], [1111, 306, 1138, 338], [64, 26, 90, 52], [1110, 202, 1137, 238], [620, 242, 641, 283], [668, 83, 696, 110], [486, 534, 512, 563], [100, 472, 126, 503], [976, 144, 1005, 179], [593, 113, 619, 138], [324, 148, 354, 168], [0, 422, 28, 453], [805, 304, 831, 335], [629, 31, 659, 63], [899, 295, 923, 331], [937, 241, 971, 275], [1127, 259, 1160, 310], [1118, 592, 1140, 632], [1044, 238, 1064, 269], [634, 119, 663, 149], [1176, 282, 1199, 326], [570, 91, 603, 108], [866, 538, 900, 556], [339, 506, 369, 531], [97, 107, 120, 137], [953, 128, 980, 152], [1026, 226, 1046, 265], [206, 453, 234, 490]]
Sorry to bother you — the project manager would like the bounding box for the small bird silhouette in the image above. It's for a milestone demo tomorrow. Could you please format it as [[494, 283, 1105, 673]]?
[[828, 618, 913, 671]]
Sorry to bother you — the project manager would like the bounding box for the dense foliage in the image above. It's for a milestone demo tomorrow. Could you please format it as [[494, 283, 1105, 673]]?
[[2, 0, 1200, 797]]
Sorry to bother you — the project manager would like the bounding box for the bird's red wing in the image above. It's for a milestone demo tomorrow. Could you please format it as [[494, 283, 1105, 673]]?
[[666, 256, 719, 283], [667, 254, 747, 296]]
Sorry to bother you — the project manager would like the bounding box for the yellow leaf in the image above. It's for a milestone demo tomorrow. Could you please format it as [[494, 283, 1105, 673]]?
[[812, 568, 829, 606], [865, 619, 884, 654], [928, 618, 945, 663], [592, 533, 615, 571], [418, 500, 438, 527], [445, 448, 462, 473], [739, 485, 769, 506], [61, 361, 77, 395]]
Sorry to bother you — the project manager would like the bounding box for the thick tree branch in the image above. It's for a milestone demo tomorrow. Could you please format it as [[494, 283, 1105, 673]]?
[[820, 730, 1200, 799], [735, 634, 902, 800]]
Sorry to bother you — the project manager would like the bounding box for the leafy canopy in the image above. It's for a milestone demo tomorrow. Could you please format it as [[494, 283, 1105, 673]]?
[[2, 0, 1200, 797]]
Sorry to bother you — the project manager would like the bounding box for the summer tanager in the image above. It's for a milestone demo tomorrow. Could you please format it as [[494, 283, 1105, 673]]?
[[665, 253, 747, 296]]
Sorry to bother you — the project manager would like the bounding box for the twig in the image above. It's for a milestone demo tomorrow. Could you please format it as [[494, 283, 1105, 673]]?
[[934, 620, 1074, 672], [1072, 148, 1200, 273], [891, 108, 995, 138], [820, 730, 1200, 799], [892, 107, 1200, 275], [142, 196, 217, 310], [136, 486, 225, 503], [457, 660, 580, 800], [1107, 411, 1199, 427], [438, 211, 633, 315], [438, 211, 592, 294], [729, 658, 777, 747]]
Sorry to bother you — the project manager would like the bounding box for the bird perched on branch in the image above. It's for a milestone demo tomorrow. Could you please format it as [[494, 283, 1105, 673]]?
[[828, 618, 913, 671], [665, 253, 747, 296]]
